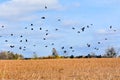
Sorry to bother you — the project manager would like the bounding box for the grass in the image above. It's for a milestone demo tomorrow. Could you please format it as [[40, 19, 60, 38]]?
[[0, 58, 120, 80]]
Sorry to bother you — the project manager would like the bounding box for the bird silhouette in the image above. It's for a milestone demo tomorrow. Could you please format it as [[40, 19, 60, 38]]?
[[31, 24, 33, 26], [72, 27, 75, 30], [87, 43, 90, 47], [61, 47, 64, 49], [1, 25, 4, 28], [110, 26, 112, 29], [40, 27, 42, 30], [81, 27, 85, 32], [45, 6, 47, 9], [11, 34, 13, 36], [41, 17, 45, 19], [98, 42, 101, 44]]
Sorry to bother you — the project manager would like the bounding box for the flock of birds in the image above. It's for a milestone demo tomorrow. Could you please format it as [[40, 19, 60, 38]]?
[[0, 6, 118, 56]]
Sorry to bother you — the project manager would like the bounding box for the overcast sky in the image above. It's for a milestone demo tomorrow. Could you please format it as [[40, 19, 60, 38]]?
[[0, 0, 120, 57]]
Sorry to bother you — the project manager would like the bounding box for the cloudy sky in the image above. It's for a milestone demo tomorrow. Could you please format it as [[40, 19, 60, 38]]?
[[0, 0, 120, 57]]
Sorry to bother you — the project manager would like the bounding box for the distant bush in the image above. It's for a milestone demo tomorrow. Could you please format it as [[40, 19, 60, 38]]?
[[0, 51, 24, 60], [104, 47, 118, 58]]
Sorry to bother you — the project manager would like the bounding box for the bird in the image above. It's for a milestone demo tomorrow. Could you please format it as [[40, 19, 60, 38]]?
[[55, 28, 58, 31], [110, 26, 112, 29], [98, 42, 101, 44], [45, 6, 47, 9], [25, 27, 27, 29], [31, 24, 33, 26], [11, 34, 13, 36], [77, 31, 80, 33], [69, 47, 73, 49], [81, 27, 85, 32], [72, 50, 75, 52], [19, 47, 22, 50], [40, 27, 42, 30], [63, 50, 67, 53], [1, 25, 4, 28], [45, 33, 48, 35], [87, 43, 90, 47], [20, 40, 22, 42], [105, 38, 107, 40], [51, 43, 54, 45], [45, 30, 48, 32], [61, 47, 64, 49], [41, 17, 45, 19], [72, 27, 75, 30], [31, 28, 33, 30], [114, 30, 116, 32], [5, 40, 8, 42], [45, 45, 48, 47], [20, 35, 23, 37], [87, 25, 89, 28], [10, 45, 15, 48], [25, 39, 28, 42], [58, 19, 61, 21], [43, 38, 46, 40]]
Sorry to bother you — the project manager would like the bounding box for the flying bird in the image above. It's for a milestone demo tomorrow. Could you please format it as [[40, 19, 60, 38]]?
[[45, 6, 47, 9], [87, 43, 91, 47], [41, 17, 45, 19], [81, 27, 85, 32]]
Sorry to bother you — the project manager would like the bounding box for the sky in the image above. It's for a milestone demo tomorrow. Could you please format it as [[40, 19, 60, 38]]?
[[0, 0, 120, 57]]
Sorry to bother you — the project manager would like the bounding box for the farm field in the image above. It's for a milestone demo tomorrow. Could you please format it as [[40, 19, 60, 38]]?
[[0, 58, 120, 80]]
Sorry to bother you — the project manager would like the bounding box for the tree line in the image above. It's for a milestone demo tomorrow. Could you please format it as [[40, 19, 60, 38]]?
[[0, 47, 120, 60]]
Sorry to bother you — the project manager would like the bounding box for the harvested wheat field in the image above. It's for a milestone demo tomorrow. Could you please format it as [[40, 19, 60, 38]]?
[[0, 58, 120, 80]]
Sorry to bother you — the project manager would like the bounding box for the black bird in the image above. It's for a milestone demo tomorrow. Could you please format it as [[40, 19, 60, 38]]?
[[46, 33, 48, 35], [31, 28, 33, 30], [69, 47, 73, 49], [19, 47, 22, 50], [45, 30, 48, 32], [5, 40, 8, 42], [40, 27, 42, 30], [77, 31, 80, 33], [58, 19, 61, 21], [81, 27, 85, 32], [90, 24, 93, 26], [55, 28, 58, 31], [114, 30, 116, 32], [87, 43, 90, 47], [10, 45, 14, 48], [31, 24, 33, 26], [43, 38, 46, 40], [94, 47, 99, 50], [63, 50, 67, 53], [105, 38, 107, 40], [110, 26, 112, 29], [87, 25, 89, 28], [45, 6, 47, 9], [25, 27, 27, 29], [1, 25, 4, 28], [72, 27, 75, 30], [20, 35, 23, 37], [72, 50, 75, 52], [20, 40, 22, 42], [61, 47, 64, 49], [41, 17, 45, 19], [25, 39, 28, 42], [11, 34, 13, 36], [98, 42, 101, 44], [51, 43, 54, 45], [45, 45, 48, 47]]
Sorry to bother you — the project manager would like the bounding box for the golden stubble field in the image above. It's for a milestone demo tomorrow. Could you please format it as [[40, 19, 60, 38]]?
[[0, 58, 120, 80]]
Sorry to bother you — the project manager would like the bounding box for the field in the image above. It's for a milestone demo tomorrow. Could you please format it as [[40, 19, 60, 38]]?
[[0, 58, 120, 80]]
